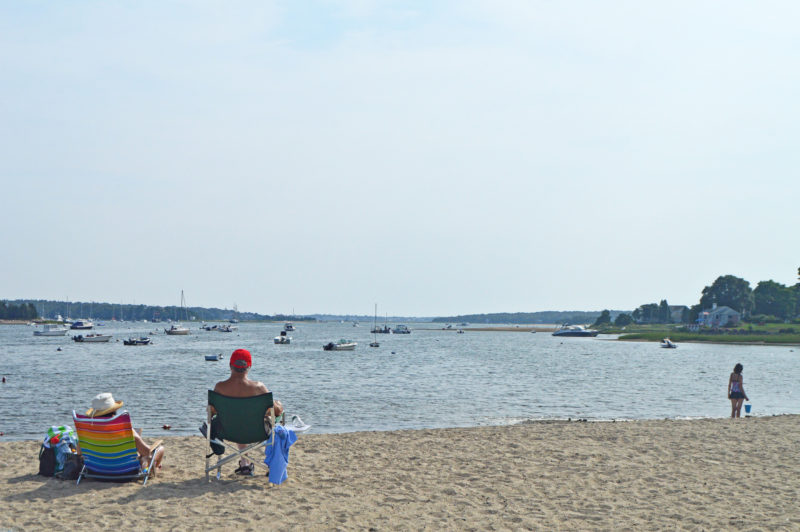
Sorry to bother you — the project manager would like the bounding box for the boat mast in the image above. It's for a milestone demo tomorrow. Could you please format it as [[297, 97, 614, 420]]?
[[181, 290, 189, 321]]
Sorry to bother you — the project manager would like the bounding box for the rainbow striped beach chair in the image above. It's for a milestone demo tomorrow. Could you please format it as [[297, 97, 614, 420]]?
[[72, 410, 162, 486]]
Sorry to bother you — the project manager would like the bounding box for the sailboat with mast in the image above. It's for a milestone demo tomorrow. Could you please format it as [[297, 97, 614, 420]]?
[[165, 290, 191, 335], [369, 303, 380, 348], [371, 311, 392, 334]]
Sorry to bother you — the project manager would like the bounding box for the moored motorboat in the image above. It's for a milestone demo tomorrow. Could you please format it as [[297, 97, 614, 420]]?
[[72, 333, 112, 343], [70, 320, 94, 330], [204, 353, 223, 361], [218, 324, 237, 332], [165, 324, 190, 335], [274, 331, 291, 344], [660, 338, 678, 348], [323, 340, 357, 351], [123, 337, 152, 346], [393, 324, 411, 334], [284, 322, 296, 332], [34, 324, 68, 336], [552, 325, 599, 337]]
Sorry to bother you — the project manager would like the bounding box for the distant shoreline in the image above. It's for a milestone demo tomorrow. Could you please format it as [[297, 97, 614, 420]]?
[[418, 326, 556, 332]]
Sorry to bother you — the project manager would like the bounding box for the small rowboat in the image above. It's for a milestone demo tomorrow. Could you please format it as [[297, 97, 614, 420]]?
[[204, 354, 223, 361]]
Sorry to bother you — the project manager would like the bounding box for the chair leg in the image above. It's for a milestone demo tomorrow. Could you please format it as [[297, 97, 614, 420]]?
[[206, 405, 213, 482]]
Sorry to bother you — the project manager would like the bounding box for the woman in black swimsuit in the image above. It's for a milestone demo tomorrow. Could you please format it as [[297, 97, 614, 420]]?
[[727, 363, 749, 418]]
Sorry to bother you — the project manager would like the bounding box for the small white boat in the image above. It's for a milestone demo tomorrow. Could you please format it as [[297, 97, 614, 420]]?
[[204, 353, 223, 361], [165, 290, 191, 335], [164, 324, 190, 335], [393, 324, 411, 334], [34, 324, 68, 336], [661, 338, 678, 349], [218, 324, 238, 333], [123, 337, 152, 346], [70, 320, 94, 330], [72, 333, 112, 343], [284, 322, 296, 332], [323, 340, 357, 351], [274, 331, 291, 344]]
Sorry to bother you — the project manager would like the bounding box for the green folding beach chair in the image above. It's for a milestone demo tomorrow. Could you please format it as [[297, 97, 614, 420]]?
[[205, 390, 276, 481]]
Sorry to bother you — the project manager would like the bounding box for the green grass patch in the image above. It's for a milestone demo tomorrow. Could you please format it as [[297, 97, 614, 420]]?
[[618, 331, 800, 344]]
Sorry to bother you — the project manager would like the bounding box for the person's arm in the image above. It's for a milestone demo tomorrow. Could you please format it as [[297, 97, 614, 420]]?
[[133, 430, 151, 458], [728, 374, 733, 398], [740, 377, 748, 401], [210, 381, 223, 414]]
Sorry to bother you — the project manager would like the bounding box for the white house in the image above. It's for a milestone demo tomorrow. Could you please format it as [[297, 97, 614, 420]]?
[[698, 304, 741, 327]]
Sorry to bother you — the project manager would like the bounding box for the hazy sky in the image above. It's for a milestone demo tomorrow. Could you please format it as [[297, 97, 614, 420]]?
[[2, 1, 798, 316]]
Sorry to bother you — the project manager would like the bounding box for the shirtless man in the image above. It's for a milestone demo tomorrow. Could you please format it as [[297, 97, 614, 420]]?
[[213, 349, 282, 474], [214, 348, 269, 398]]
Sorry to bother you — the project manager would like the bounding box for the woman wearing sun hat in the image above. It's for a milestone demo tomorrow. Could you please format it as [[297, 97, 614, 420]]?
[[83, 392, 166, 473]]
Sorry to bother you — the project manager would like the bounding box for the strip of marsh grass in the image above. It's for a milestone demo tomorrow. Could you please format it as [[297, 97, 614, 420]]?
[[618, 332, 800, 344]]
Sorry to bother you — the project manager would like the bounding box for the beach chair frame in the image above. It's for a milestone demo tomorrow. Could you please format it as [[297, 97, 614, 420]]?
[[72, 410, 162, 487], [205, 390, 275, 481]]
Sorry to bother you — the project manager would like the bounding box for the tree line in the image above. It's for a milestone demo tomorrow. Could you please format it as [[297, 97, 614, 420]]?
[[0, 301, 38, 320], [3, 299, 312, 322], [432, 310, 626, 324], [593, 269, 800, 327]]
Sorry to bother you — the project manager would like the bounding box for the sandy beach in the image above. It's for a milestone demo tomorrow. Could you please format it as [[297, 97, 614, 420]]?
[[1, 416, 799, 530]]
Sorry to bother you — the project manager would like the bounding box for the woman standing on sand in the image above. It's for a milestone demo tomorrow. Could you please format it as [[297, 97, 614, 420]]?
[[728, 363, 749, 418]]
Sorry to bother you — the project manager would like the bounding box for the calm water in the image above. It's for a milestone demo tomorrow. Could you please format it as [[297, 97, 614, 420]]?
[[1, 322, 798, 440]]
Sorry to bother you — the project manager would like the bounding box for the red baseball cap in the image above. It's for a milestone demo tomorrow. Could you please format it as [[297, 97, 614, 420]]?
[[230, 349, 252, 369]]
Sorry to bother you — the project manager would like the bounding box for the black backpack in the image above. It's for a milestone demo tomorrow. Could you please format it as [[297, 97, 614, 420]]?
[[38, 445, 56, 477], [199, 418, 226, 456], [56, 452, 84, 480]]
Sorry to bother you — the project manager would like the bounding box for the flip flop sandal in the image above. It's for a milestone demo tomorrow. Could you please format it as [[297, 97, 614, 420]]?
[[234, 464, 254, 476]]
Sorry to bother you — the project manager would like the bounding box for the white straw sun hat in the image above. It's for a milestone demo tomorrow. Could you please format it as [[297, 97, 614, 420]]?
[[86, 392, 124, 417]]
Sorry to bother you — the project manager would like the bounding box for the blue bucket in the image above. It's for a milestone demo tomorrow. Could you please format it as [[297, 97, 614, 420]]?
[[744, 404, 752, 414]]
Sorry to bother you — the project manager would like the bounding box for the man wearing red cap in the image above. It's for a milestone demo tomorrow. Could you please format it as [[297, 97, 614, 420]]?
[[213, 349, 267, 398], [213, 349, 283, 475]]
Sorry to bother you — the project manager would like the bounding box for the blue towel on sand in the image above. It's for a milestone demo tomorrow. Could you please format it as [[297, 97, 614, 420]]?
[[264, 425, 297, 484]]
